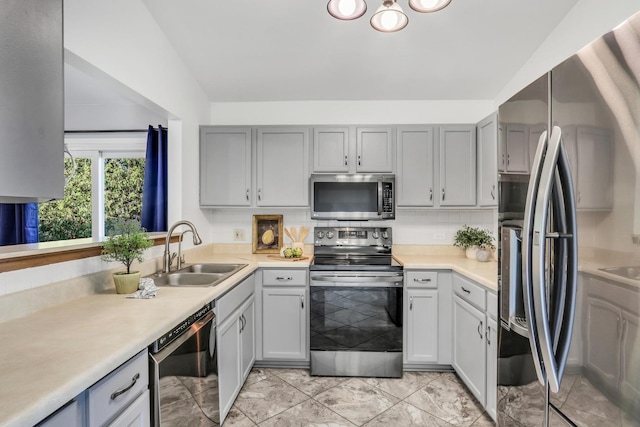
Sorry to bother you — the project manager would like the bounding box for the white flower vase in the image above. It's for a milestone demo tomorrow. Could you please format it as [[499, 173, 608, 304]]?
[[476, 248, 491, 262], [465, 246, 479, 260]]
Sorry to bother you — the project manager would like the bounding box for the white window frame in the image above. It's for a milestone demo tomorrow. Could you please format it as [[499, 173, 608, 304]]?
[[64, 134, 146, 240]]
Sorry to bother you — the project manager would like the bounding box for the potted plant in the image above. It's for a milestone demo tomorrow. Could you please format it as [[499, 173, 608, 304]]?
[[101, 221, 153, 294], [453, 225, 495, 260]]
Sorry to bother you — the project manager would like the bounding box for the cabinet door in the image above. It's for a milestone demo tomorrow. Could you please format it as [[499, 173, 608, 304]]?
[[528, 124, 546, 171], [453, 295, 486, 406], [439, 126, 476, 206], [240, 297, 256, 382], [256, 127, 310, 206], [575, 127, 612, 210], [485, 317, 498, 421], [620, 311, 640, 405], [406, 289, 439, 363], [262, 287, 307, 360], [396, 127, 435, 207], [504, 124, 529, 173], [217, 314, 241, 419], [585, 296, 621, 391], [477, 114, 498, 206], [313, 127, 350, 172], [200, 127, 252, 206], [356, 127, 394, 172], [108, 390, 150, 427]]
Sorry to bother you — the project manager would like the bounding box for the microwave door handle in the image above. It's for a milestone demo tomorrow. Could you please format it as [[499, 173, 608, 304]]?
[[522, 129, 548, 387], [377, 181, 383, 216]]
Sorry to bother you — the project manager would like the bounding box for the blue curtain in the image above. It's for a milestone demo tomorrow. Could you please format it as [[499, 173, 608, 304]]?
[[0, 203, 39, 246], [141, 125, 168, 232]]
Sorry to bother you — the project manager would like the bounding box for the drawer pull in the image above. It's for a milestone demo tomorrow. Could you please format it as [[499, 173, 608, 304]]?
[[110, 373, 140, 400], [414, 278, 431, 283], [461, 286, 471, 294], [276, 277, 293, 281]]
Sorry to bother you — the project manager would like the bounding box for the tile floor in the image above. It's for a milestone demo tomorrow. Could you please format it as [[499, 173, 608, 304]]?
[[222, 368, 494, 426]]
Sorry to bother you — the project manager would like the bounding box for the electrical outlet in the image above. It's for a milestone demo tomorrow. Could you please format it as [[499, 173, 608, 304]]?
[[434, 232, 446, 241], [233, 229, 245, 241]]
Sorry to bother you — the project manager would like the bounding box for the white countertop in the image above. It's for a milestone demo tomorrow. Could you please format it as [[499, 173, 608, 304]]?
[[0, 250, 500, 427], [0, 254, 310, 427]]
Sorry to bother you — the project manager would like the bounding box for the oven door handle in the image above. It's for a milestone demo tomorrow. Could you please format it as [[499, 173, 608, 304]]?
[[310, 275, 404, 286]]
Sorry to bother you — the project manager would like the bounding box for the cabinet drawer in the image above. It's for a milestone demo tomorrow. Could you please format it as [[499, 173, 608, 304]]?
[[217, 275, 255, 324], [453, 274, 486, 311], [406, 271, 438, 288], [487, 291, 498, 320], [262, 269, 307, 286], [87, 349, 148, 427]]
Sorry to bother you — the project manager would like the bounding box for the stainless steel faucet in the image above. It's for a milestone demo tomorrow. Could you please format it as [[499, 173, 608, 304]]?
[[163, 220, 203, 273]]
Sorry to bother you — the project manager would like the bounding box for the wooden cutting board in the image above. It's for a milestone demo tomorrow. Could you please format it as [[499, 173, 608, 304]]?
[[267, 255, 310, 262]]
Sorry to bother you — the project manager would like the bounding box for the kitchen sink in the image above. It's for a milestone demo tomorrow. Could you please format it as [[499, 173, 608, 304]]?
[[599, 266, 640, 281], [152, 263, 248, 287]]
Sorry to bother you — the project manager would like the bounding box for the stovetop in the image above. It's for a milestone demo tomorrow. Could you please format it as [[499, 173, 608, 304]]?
[[310, 227, 401, 271]]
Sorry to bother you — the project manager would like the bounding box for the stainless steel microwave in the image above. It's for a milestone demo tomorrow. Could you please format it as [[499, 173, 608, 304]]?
[[310, 174, 395, 220]]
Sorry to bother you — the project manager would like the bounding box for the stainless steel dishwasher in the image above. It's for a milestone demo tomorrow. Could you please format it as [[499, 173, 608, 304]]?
[[149, 301, 219, 426]]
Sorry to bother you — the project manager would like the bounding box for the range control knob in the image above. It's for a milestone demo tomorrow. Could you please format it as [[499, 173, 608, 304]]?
[[316, 231, 325, 239], [326, 231, 335, 239], [372, 231, 380, 239], [381, 231, 389, 240]]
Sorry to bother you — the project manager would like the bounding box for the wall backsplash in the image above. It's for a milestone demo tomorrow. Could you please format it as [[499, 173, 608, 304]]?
[[206, 208, 498, 246]]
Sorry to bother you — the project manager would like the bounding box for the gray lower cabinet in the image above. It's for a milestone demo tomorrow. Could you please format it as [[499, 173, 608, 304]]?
[[217, 276, 256, 423], [476, 114, 498, 207], [439, 125, 477, 206], [37, 396, 85, 427], [261, 269, 308, 361], [200, 126, 252, 206], [256, 127, 310, 206], [404, 270, 452, 366], [451, 273, 498, 419], [396, 127, 435, 207]]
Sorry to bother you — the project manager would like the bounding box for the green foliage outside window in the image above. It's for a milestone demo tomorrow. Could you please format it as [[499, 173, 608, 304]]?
[[38, 158, 145, 242]]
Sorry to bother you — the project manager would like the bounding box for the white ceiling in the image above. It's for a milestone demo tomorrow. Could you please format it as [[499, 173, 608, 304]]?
[[65, 0, 583, 129], [141, 0, 580, 102]]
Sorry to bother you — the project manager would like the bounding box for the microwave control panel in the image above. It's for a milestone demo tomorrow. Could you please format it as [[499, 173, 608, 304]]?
[[382, 182, 394, 213]]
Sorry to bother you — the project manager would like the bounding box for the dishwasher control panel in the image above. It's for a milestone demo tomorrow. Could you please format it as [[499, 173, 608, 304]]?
[[150, 301, 213, 354]]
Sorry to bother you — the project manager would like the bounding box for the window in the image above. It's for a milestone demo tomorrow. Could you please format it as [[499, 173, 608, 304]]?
[[39, 134, 146, 242]]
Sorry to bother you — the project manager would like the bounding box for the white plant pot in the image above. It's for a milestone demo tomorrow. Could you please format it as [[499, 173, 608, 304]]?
[[476, 248, 491, 262], [465, 246, 479, 260]]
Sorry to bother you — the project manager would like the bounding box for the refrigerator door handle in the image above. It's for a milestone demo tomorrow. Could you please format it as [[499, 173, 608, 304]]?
[[522, 129, 549, 386], [529, 126, 578, 393]]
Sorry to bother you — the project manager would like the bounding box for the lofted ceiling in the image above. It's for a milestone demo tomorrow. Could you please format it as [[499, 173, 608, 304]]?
[[65, 0, 584, 129], [140, 0, 580, 102]]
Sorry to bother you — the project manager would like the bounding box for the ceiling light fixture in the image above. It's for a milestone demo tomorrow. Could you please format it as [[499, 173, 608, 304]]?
[[327, 0, 451, 32]]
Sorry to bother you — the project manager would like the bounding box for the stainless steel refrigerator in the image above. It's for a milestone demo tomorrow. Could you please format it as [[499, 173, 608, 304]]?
[[497, 10, 640, 427]]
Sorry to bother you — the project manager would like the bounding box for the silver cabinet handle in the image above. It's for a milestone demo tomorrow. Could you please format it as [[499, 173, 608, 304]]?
[[429, 188, 433, 201], [344, 155, 348, 166], [414, 278, 431, 283], [461, 286, 471, 294], [478, 321, 483, 339], [507, 154, 510, 166], [258, 189, 262, 201], [110, 373, 140, 400], [486, 325, 491, 345], [301, 295, 304, 309], [358, 155, 361, 166], [276, 276, 293, 281], [409, 296, 413, 311], [491, 184, 495, 200], [442, 188, 445, 201], [246, 189, 250, 201]]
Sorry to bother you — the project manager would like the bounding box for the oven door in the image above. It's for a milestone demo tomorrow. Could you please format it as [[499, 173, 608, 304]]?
[[309, 271, 403, 377]]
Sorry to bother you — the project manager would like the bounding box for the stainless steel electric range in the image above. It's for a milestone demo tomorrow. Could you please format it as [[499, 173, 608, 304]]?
[[309, 226, 404, 378]]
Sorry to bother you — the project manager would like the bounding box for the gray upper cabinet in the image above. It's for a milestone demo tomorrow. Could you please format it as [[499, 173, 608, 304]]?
[[0, 0, 63, 203], [200, 127, 252, 207], [257, 127, 310, 206], [439, 125, 476, 206], [312, 127, 350, 172], [396, 127, 435, 207], [503, 124, 529, 173], [356, 127, 394, 173], [477, 114, 498, 207]]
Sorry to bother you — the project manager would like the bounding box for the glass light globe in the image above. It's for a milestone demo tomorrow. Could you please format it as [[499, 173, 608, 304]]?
[[409, 0, 451, 13], [327, 0, 367, 20], [370, 1, 408, 32]]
